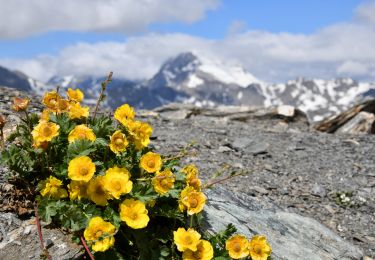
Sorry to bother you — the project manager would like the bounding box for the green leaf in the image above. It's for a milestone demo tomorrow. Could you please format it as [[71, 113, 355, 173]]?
[[67, 139, 96, 158], [94, 137, 108, 146]]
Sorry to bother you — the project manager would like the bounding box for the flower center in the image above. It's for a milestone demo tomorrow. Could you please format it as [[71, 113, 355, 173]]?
[[254, 245, 262, 254], [131, 212, 138, 220], [233, 243, 241, 252], [161, 178, 169, 187], [189, 198, 198, 208], [115, 138, 124, 146], [59, 100, 68, 110], [50, 99, 57, 106], [147, 160, 155, 168], [111, 180, 122, 191], [42, 126, 52, 136], [80, 167, 89, 176], [95, 230, 103, 238], [184, 235, 192, 245]]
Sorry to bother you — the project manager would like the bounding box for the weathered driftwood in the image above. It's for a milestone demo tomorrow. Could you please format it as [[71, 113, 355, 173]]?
[[336, 111, 375, 134], [314, 100, 375, 133]]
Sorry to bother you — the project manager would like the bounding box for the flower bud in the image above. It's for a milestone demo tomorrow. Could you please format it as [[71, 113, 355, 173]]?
[[12, 97, 30, 111]]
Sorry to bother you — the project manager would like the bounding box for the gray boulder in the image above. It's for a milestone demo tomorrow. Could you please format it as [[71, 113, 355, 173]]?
[[204, 187, 364, 260]]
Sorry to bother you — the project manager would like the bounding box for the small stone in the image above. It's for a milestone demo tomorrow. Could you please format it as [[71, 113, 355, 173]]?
[[45, 238, 54, 249], [248, 186, 269, 196], [277, 105, 295, 117], [281, 187, 289, 195], [23, 225, 33, 235], [311, 183, 326, 198], [218, 146, 232, 153], [231, 137, 268, 155]]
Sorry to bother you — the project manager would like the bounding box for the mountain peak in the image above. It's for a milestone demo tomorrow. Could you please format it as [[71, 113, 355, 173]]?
[[157, 51, 262, 88]]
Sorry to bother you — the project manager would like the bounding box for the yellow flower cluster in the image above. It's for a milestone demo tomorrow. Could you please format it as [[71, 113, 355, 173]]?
[[226, 234, 272, 260], [31, 88, 272, 257], [31, 88, 90, 147], [41, 89, 89, 119], [84, 216, 116, 252], [39, 176, 68, 199], [114, 104, 153, 150], [174, 228, 213, 260]]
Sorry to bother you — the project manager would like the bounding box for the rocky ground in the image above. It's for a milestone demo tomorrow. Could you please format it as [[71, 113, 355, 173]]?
[[141, 104, 375, 257], [0, 86, 374, 258]]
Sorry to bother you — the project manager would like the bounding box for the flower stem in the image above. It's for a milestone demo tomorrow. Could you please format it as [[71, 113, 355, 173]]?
[[93, 71, 113, 120], [34, 203, 52, 260], [0, 128, 4, 149], [80, 236, 95, 260]]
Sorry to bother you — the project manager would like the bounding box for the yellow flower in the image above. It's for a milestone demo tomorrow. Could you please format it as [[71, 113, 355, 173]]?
[[182, 240, 214, 260], [84, 216, 116, 252], [183, 164, 201, 190], [69, 102, 89, 119], [152, 169, 175, 195], [119, 199, 149, 229], [139, 152, 162, 173], [179, 186, 206, 215], [12, 97, 29, 111], [68, 181, 88, 200], [39, 176, 68, 199], [68, 156, 96, 182], [173, 228, 201, 252], [225, 235, 250, 259], [87, 176, 110, 206], [249, 235, 272, 260], [68, 124, 96, 143], [127, 120, 153, 150], [40, 109, 51, 122], [67, 88, 84, 102], [114, 104, 135, 126], [57, 98, 70, 114], [42, 91, 60, 111], [104, 166, 132, 199], [31, 121, 60, 144], [181, 164, 198, 176], [109, 130, 128, 154]]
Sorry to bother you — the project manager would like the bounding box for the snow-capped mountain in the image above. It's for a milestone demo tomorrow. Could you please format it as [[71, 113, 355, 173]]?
[[257, 78, 375, 121], [141, 52, 265, 107], [1, 52, 375, 122]]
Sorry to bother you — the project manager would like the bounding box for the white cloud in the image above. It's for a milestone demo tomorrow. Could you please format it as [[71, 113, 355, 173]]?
[[337, 61, 369, 76], [355, 0, 375, 24], [2, 1, 375, 83], [227, 20, 247, 36], [0, 0, 218, 39]]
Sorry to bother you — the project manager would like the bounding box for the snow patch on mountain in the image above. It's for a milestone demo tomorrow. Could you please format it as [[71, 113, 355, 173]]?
[[197, 54, 263, 87]]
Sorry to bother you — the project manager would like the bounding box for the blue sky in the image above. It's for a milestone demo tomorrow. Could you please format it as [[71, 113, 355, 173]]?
[[0, 0, 363, 58], [0, 0, 374, 82]]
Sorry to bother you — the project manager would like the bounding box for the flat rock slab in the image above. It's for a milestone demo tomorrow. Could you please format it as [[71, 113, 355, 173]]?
[[0, 213, 83, 260], [204, 188, 364, 260]]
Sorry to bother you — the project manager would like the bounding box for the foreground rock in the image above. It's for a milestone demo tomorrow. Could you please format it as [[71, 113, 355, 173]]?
[[0, 213, 83, 260], [205, 188, 363, 260]]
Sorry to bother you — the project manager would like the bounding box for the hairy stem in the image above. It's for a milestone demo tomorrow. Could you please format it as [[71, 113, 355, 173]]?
[[93, 71, 113, 120]]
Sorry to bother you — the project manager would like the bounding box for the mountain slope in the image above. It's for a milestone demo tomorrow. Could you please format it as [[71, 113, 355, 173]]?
[[0, 66, 32, 91]]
